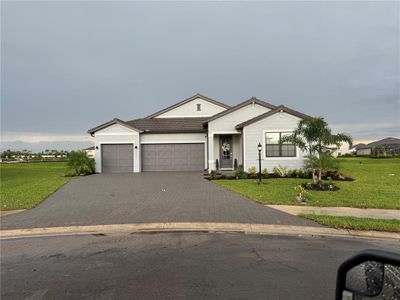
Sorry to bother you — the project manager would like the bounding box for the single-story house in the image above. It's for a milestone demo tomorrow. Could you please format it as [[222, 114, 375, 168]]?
[[352, 143, 370, 156], [354, 137, 400, 156], [88, 93, 311, 173], [84, 146, 95, 158]]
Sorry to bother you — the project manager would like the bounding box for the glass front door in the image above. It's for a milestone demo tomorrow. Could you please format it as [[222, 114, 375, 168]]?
[[220, 135, 233, 169]]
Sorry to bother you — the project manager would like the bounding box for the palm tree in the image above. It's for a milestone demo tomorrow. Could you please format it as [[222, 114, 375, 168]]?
[[282, 117, 352, 183]]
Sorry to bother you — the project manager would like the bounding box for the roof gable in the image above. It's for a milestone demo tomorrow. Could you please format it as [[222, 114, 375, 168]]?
[[145, 93, 230, 119], [87, 118, 143, 134], [235, 105, 311, 129], [203, 97, 277, 124]]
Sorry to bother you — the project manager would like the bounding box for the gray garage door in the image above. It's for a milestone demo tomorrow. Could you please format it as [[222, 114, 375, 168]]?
[[142, 143, 204, 171], [101, 144, 134, 173]]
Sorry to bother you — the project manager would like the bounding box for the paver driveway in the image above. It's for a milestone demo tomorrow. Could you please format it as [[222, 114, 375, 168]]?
[[1, 172, 319, 229]]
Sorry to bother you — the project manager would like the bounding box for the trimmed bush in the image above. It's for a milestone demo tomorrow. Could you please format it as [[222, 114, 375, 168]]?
[[247, 166, 257, 175], [66, 151, 95, 176], [235, 164, 246, 179], [272, 164, 289, 177]]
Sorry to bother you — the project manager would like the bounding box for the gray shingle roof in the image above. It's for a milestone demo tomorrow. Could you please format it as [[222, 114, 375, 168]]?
[[127, 118, 207, 133], [203, 97, 277, 124], [235, 105, 311, 129], [87, 118, 143, 134], [356, 137, 400, 150]]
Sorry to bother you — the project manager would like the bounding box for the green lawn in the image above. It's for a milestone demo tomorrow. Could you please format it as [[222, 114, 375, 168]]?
[[0, 162, 71, 210], [299, 214, 400, 233], [214, 157, 400, 209]]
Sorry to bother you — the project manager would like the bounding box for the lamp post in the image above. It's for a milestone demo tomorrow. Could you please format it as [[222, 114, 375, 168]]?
[[257, 142, 262, 183]]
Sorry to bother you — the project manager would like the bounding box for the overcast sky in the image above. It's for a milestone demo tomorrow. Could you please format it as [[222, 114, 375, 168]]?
[[1, 1, 399, 151]]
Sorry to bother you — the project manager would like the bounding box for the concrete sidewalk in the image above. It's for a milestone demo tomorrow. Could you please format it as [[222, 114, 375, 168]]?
[[268, 205, 400, 220]]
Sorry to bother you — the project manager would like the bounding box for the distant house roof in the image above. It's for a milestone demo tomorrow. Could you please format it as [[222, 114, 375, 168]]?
[[127, 117, 207, 133], [145, 93, 230, 119], [355, 137, 400, 150], [84, 146, 95, 151], [203, 97, 277, 124], [235, 105, 311, 129], [350, 143, 366, 150], [369, 137, 400, 147]]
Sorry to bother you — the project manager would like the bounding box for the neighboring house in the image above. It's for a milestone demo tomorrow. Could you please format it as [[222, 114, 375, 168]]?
[[353, 143, 371, 156], [88, 93, 311, 173], [84, 146, 95, 158], [355, 137, 400, 156]]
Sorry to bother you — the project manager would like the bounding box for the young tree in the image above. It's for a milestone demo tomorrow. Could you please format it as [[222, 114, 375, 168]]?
[[66, 151, 95, 176], [282, 117, 352, 183]]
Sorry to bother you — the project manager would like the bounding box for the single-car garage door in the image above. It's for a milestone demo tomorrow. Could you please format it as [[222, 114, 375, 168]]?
[[101, 144, 134, 173], [142, 143, 204, 171]]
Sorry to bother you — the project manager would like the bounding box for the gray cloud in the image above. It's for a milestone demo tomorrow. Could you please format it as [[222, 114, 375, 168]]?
[[1, 1, 399, 151]]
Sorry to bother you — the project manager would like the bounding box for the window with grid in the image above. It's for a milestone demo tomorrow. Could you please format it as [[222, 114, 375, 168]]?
[[265, 132, 296, 157]]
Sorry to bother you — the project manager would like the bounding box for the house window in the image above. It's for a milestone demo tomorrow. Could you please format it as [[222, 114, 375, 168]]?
[[197, 103, 201, 111], [265, 132, 296, 157]]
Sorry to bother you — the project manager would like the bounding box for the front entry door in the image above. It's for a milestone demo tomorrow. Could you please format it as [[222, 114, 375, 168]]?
[[220, 135, 233, 169]]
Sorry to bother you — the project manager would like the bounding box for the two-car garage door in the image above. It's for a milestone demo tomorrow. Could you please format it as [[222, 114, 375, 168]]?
[[142, 143, 204, 171], [101, 143, 204, 172]]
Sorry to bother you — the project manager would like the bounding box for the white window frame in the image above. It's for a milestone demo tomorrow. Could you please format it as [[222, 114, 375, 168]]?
[[262, 130, 299, 160]]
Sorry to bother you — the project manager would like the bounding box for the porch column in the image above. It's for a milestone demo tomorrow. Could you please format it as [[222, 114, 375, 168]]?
[[208, 133, 215, 172]]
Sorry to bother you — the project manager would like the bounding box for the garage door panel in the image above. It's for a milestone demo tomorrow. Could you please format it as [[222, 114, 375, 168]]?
[[142, 143, 204, 171], [102, 144, 133, 173]]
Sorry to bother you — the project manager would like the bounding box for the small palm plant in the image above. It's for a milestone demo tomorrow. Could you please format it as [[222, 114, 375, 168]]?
[[282, 117, 352, 183], [66, 151, 95, 176]]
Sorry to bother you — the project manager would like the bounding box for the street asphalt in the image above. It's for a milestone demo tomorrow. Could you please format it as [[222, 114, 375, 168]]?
[[2, 232, 399, 299], [1, 172, 319, 229]]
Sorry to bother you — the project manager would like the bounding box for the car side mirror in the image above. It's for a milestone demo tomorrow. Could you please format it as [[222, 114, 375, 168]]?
[[335, 249, 400, 300]]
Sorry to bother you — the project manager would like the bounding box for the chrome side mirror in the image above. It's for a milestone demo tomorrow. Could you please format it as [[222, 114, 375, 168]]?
[[336, 249, 400, 300]]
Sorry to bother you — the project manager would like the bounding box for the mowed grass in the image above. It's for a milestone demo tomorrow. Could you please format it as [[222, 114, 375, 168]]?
[[300, 214, 400, 233], [0, 162, 71, 210], [214, 157, 400, 209]]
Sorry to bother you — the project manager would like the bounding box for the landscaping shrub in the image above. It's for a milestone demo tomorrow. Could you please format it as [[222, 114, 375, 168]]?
[[322, 170, 353, 181], [262, 168, 269, 178], [272, 164, 289, 177], [247, 166, 257, 175], [294, 184, 310, 204], [235, 164, 246, 179], [66, 151, 95, 176], [295, 169, 303, 178], [302, 181, 340, 191]]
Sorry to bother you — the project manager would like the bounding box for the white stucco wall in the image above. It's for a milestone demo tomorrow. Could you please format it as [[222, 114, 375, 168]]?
[[94, 124, 140, 173], [243, 112, 307, 172], [140, 133, 207, 143], [207, 103, 270, 170], [155, 98, 227, 118], [208, 103, 270, 133]]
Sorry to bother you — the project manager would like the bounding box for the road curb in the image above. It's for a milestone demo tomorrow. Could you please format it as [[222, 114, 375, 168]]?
[[1, 223, 399, 241]]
